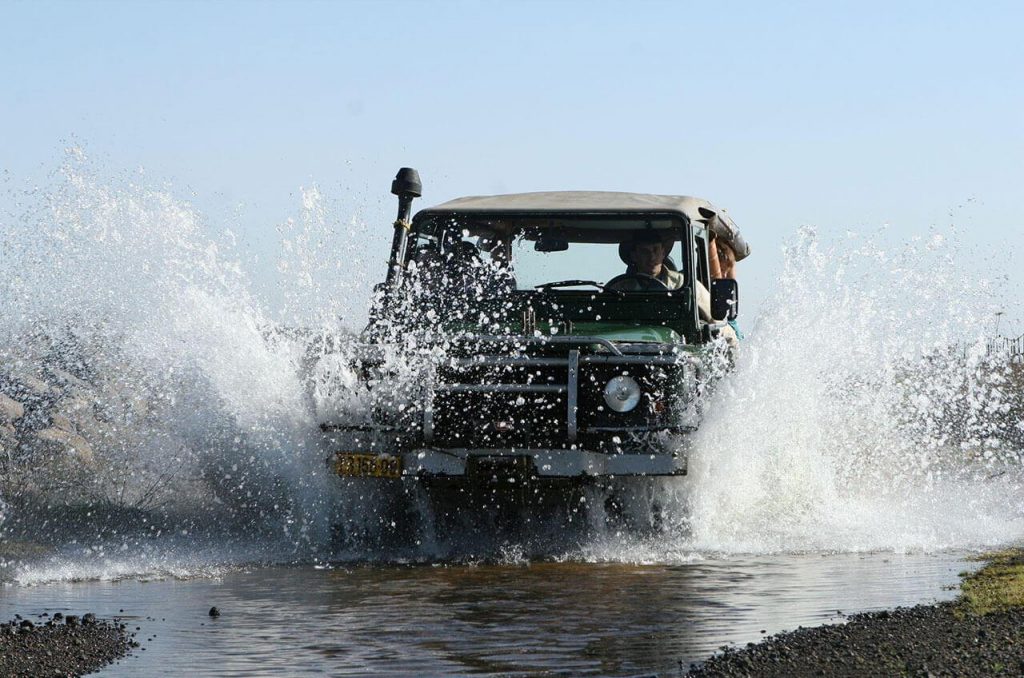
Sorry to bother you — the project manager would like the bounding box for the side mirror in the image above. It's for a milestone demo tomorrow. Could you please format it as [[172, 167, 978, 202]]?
[[534, 236, 569, 252], [710, 278, 739, 321]]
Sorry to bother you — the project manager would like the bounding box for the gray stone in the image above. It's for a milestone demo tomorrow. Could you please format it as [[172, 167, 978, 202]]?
[[34, 428, 95, 465], [58, 394, 96, 421], [11, 374, 54, 397], [49, 413, 76, 433], [0, 394, 24, 424], [44, 366, 91, 392], [0, 422, 16, 453]]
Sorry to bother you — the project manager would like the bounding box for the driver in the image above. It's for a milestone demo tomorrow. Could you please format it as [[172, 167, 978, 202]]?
[[606, 231, 683, 291]]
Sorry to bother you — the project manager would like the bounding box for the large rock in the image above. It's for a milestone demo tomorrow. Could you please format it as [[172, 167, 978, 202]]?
[[34, 428, 95, 465], [1, 373, 58, 431], [43, 365, 91, 393], [55, 396, 106, 443], [0, 422, 16, 452], [49, 413, 76, 433], [2, 373, 53, 399], [0, 394, 24, 424]]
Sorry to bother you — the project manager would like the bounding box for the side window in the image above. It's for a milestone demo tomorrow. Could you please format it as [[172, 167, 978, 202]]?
[[671, 238, 686, 282], [693, 233, 710, 289]]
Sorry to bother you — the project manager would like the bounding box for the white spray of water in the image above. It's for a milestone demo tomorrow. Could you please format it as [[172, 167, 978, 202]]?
[[1, 153, 1021, 582], [0, 151, 358, 563], [682, 227, 1024, 554]]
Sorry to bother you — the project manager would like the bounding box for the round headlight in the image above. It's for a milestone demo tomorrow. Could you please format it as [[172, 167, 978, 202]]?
[[603, 376, 641, 412]]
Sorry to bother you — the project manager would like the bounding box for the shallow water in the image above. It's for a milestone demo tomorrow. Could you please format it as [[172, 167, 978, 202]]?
[[1, 552, 974, 676], [0, 156, 1020, 676]]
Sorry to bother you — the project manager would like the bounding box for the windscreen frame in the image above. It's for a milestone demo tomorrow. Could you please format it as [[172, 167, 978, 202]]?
[[407, 210, 695, 292]]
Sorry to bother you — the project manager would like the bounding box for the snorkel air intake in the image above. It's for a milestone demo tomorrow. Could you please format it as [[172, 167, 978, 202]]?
[[385, 167, 422, 290]]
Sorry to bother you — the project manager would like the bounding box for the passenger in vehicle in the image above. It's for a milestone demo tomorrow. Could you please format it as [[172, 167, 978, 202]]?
[[709, 235, 736, 281], [704, 212, 746, 343], [709, 237, 742, 344], [703, 207, 749, 281], [607, 232, 683, 290]]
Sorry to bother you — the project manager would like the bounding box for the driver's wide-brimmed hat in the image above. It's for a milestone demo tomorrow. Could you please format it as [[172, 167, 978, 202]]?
[[617, 231, 674, 265]]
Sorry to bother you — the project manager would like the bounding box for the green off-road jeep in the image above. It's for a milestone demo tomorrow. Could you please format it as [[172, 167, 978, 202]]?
[[317, 168, 747, 530]]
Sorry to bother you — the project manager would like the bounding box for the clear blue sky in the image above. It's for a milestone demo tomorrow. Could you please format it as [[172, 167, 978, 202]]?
[[2, 0, 1022, 332]]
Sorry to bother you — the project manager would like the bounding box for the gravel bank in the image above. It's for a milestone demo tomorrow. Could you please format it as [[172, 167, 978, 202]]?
[[0, 613, 135, 677], [689, 550, 1024, 677], [688, 602, 1024, 677]]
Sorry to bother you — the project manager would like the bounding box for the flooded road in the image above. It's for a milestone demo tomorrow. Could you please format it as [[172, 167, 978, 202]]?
[[1, 552, 973, 676]]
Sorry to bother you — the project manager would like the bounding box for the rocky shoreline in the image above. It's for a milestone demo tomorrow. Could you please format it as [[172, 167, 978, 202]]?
[[688, 602, 1024, 677], [0, 612, 136, 677], [688, 550, 1024, 677]]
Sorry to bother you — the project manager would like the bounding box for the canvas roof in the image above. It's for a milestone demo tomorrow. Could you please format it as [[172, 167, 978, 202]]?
[[416, 191, 718, 223]]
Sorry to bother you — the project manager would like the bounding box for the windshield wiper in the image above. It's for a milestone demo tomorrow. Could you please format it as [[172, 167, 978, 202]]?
[[534, 280, 605, 291]]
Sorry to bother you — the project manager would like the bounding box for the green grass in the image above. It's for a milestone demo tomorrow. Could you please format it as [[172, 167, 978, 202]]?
[[958, 548, 1024, 616]]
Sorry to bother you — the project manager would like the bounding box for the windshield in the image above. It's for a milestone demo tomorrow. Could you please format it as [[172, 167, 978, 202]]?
[[410, 215, 688, 293], [509, 237, 684, 290]]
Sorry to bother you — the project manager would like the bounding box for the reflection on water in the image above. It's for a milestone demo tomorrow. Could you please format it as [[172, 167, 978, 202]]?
[[1, 552, 973, 676]]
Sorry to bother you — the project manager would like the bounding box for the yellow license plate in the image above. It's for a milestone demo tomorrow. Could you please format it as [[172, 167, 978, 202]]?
[[334, 453, 402, 479]]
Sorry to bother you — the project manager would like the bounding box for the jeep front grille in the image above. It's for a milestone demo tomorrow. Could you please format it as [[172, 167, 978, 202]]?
[[424, 336, 697, 449]]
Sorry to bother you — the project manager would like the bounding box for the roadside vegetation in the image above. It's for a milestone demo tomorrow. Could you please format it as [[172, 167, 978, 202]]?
[[959, 548, 1024, 617]]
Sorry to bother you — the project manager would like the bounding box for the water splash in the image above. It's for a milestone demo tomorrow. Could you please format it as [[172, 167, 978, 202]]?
[[0, 150, 344, 567], [684, 226, 1024, 553], [1, 152, 1021, 583]]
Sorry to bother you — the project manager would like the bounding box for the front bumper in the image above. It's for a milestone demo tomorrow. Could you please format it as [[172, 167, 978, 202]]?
[[330, 446, 687, 479], [323, 335, 700, 480]]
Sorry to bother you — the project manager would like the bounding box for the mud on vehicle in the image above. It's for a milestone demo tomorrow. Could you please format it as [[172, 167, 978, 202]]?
[[316, 168, 746, 536]]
